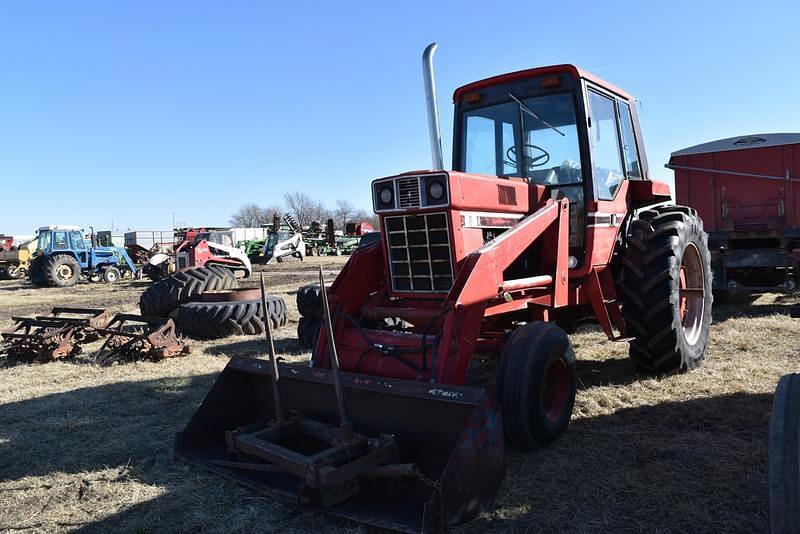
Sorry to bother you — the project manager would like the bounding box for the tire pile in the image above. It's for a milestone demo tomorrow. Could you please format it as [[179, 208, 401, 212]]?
[[296, 284, 323, 350], [139, 265, 287, 340]]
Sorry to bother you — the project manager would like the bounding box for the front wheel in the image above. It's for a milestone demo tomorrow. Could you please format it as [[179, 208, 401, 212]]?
[[620, 205, 713, 373], [496, 321, 577, 451], [103, 266, 121, 283]]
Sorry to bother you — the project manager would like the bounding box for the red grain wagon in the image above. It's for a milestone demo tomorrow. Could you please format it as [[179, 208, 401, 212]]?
[[669, 133, 800, 292]]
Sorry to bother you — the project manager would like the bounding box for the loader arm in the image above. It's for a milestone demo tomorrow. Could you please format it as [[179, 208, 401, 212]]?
[[451, 197, 570, 311]]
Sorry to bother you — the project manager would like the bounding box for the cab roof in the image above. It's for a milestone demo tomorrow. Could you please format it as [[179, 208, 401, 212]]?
[[37, 225, 83, 232], [453, 64, 632, 103]]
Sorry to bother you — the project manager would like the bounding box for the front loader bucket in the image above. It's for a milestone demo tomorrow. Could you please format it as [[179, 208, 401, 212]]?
[[175, 356, 503, 533]]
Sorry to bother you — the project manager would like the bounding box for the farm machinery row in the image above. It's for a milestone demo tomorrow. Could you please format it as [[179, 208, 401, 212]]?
[[237, 215, 377, 264], [304, 219, 375, 257], [175, 45, 713, 533], [242, 214, 307, 264]]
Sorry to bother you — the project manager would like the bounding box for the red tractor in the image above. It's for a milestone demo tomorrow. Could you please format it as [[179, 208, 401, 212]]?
[[177, 45, 713, 531], [311, 51, 713, 443]]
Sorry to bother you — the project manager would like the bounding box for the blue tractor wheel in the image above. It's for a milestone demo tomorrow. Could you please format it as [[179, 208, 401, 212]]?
[[43, 254, 81, 287]]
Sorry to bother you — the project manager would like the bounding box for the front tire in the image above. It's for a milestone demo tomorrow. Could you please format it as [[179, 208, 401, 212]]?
[[103, 266, 120, 283], [620, 205, 713, 373], [496, 321, 577, 451]]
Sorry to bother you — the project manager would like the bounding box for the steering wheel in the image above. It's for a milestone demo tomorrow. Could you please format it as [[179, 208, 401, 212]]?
[[505, 144, 550, 170]]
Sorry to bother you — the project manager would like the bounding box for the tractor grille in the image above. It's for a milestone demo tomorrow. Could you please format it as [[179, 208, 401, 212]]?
[[385, 212, 454, 293], [397, 177, 421, 208]]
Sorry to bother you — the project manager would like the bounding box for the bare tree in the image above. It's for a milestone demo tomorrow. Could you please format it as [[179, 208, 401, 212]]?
[[353, 208, 379, 230], [230, 203, 272, 227], [334, 199, 354, 231], [265, 203, 285, 222], [311, 200, 333, 225], [284, 191, 319, 228]]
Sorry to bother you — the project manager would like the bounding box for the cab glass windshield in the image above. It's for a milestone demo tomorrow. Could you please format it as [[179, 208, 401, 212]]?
[[461, 92, 583, 186]]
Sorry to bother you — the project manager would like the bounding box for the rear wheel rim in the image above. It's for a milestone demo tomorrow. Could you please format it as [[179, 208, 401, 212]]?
[[679, 242, 705, 345], [542, 357, 569, 422], [56, 264, 74, 281]]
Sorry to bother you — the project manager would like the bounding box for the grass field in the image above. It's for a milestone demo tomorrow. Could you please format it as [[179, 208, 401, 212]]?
[[1, 256, 797, 533]]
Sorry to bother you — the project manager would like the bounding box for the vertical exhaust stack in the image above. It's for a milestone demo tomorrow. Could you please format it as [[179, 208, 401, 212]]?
[[423, 42, 444, 170]]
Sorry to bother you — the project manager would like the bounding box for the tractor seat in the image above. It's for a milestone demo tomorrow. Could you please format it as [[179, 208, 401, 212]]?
[[530, 168, 558, 186]]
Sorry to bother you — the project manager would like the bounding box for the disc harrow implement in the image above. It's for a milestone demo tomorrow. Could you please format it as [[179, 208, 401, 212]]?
[[95, 314, 190, 363], [0, 307, 113, 361]]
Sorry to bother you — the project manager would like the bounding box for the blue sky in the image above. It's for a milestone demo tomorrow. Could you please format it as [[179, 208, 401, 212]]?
[[1, 1, 798, 235]]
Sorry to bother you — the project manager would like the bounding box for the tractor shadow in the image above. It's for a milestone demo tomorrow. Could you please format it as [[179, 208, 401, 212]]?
[[468, 391, 773, 533], [0, 376, 771, 532], [576, 357, 644, 389], [202, 336, 307, 358], [0, 372, 326, 532], [714, 299, 799, 322]]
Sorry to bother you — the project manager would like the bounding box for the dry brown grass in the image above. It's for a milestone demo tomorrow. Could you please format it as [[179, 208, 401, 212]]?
[[0, 259, 797, 533]]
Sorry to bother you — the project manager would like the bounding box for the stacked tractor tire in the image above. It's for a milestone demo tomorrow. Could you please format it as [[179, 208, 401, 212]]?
[[296, 284, 323, 350], [140, 265, 287, 339]]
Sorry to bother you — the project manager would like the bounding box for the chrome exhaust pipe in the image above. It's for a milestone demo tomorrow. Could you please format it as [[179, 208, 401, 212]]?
[[422, 43, 444, 170]]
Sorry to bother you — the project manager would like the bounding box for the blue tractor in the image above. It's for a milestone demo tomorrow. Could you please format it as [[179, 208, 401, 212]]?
[[28, 225, 138, 287]]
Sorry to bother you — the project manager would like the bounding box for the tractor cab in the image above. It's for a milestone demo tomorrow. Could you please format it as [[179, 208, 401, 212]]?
[[451, 65, 663, 269], [34, 226, 87, 263]]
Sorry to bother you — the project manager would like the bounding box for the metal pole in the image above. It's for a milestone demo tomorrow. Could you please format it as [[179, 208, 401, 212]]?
[[318, 266, 353, 440], [260, 273, 285, 425]]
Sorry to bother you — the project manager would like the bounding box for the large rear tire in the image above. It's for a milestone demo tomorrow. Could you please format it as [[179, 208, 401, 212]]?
[[296, 284, 324, 320], [175, 296, 287, 340], [620, 205, 713, 373], [28, 256, 46, 286], [297, 316, 322, 350], [496, 321, 577, 451], [769, 373, 800, 534], [43, 254, 81, 287], [139, 265, 238, 317]]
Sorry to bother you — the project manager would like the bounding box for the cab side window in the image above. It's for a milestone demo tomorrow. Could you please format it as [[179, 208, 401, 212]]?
[[587, 91, 625, 200], [70, 231, 86, 250], [54, 231, 69, 249], [618, 102, 642, 179]]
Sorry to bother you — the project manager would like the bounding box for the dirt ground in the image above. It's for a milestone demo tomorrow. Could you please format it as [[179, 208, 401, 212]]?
[[0, 256, 797, 533]]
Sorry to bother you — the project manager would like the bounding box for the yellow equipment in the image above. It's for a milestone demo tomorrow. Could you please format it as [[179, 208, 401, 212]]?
[[0, 238, 37, 279]]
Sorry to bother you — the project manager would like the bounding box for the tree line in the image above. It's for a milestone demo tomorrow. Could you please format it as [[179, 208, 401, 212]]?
[[230, 191, 378, 231]]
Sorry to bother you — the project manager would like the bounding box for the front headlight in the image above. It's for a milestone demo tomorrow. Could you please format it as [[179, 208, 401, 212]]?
[[428, 180, 444, 200], [379, 186, 393, 205]]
